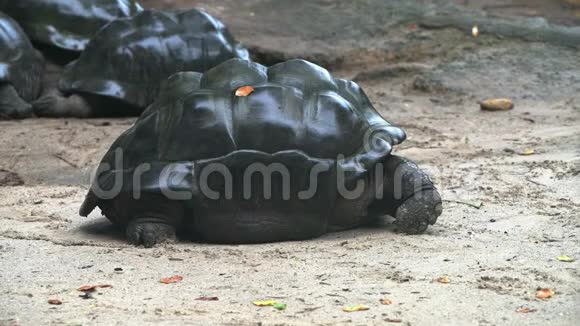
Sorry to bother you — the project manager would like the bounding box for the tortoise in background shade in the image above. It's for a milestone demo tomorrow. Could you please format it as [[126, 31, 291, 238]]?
[[33, 9, 250, 118], [80, 58, 442, 247], [0, 11, 43, 119], [0, 0, 143, 56]]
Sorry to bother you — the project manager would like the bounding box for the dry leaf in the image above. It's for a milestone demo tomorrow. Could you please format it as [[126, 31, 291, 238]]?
[[195, 297, 219, 301], [380, 299, 393, 305], [235, 86, 254, 97], [480, 98, 514, 111], [436, 276, 450, 284], [77, 284, 112, 292], [160, 275, 183, 284], [516, 308, 537, 313], [78, 285, 96, 292], [252, 299, 277, 306], [535, 288, 555, 300], [518, 149, 535, 156], [48, 299, 63, 305], [557, 255, 574, 262], [342, 305, 370, 312]]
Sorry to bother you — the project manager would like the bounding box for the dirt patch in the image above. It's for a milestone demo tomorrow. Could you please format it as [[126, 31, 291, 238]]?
[[412, 42, 580, 100], [454, 0, 580, 26]]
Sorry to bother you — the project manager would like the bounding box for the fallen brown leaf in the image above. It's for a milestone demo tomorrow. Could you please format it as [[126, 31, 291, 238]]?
[[436, 276, 450, 284], [535, 288, 555, 300], [48, 299, 62, 305], [160, 275, 183, 284], [235, 86, 254, 97], [380, 299, 393, 305], [77, 284, 112, 292], [516, 308, 537, 313]]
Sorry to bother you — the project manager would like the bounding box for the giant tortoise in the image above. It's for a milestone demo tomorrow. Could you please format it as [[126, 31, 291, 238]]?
[[33, 9, 250, 118], [0, 0, 143, 55], [0, 11, 43, 119], [80, 59, 443, 247]]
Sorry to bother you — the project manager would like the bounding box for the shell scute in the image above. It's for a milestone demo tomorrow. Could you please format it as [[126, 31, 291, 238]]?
[[200, 59, 267, 91], [268, 59, 338, 93]]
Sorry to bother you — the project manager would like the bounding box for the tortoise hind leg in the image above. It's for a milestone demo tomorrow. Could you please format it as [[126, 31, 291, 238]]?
[[368, 155, 442, 234], [0, 84, 33, 119], [33, 90, 93, 118]]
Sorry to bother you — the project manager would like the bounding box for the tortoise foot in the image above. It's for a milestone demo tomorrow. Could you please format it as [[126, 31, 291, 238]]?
[[0, 84, 32, 119], [395, 189, 442, 234], [126, 218, 176, 248], [33, 91, 92, 118]]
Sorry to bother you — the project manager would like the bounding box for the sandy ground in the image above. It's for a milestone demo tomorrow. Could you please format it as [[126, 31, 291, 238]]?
[[1, 0, 579, 325]]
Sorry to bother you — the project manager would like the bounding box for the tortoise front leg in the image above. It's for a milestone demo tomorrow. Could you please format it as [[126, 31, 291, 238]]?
[[369, 155, 442, 234], [0, 83, 33, 119], [33, 90, 94, 118], [101, 193, 185, 248], [126, 217, 178, 248]]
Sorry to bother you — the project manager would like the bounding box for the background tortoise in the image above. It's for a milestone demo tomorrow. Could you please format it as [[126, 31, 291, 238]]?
[[33, 9, 250, 118], [0, 11, 43, 119], [80, 58, 443, 247], [0, 0, 143, 60]]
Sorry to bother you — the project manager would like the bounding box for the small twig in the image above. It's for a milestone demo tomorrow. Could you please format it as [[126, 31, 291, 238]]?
[[541, 235, 562, 243], [506, 255, 518, 262], [443, 199, 483, 209], [526, 177, 547, 187], [52, 153, 79, 168], [297, 306, 323, 314], [326, 293, 347, 298]]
